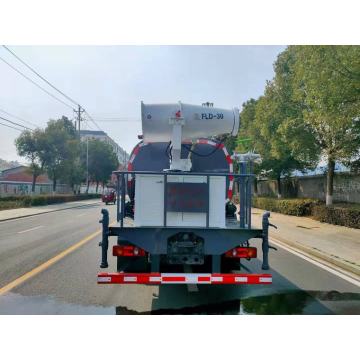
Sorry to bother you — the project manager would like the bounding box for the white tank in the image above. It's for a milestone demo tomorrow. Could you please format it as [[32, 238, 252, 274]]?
[[141, 102, 239, 142]]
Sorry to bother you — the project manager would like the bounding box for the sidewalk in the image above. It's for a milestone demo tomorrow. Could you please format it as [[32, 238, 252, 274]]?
[[0, 199, 101, 222], [251, 208, 360, 278]]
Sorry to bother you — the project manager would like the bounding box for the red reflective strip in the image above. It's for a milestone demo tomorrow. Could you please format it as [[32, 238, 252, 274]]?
[[127, 162, 133, 171], [197, 139, 208, 144], [247, 274, 271, 284], [212, 274, 235, 284], [98, 273, 272, 285], [227, 189, 233, 199], [133, 146, 140, 155], [162, 276, 186, 282], [229, 175, 234, 181], [218, 143, 224, 149], [225, 155, 232, 164]]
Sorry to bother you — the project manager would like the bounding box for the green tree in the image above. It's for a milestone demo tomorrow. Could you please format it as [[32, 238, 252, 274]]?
[[291, 45, 360, 205], [239, 75, 318, 197], [43, 116, 79, 192], [15, 128, 47, 192], [58, 142, 85, 193], [87, 139, 119, 193]]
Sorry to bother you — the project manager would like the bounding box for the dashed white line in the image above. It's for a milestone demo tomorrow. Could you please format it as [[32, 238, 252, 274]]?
[[17, 225, 44, 234], [76, 213, 86, 217]]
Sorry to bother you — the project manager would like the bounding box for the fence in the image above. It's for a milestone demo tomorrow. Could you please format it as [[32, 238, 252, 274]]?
[[256, 173, 360, 204], [0, 181, 71, 197]]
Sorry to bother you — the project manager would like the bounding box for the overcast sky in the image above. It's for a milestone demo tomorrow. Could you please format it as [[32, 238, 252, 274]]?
[[0, 45, 285, 162]]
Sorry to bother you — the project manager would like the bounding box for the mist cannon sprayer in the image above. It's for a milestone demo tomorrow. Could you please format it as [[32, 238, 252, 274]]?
[[141, 102, 239, 171]]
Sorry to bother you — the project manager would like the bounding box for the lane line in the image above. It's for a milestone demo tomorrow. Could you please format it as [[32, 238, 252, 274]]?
[[0, 221, 115, 296], [76, 213, 86, 218], [17, 225, 44, 234], [270, 237, 360, 288]]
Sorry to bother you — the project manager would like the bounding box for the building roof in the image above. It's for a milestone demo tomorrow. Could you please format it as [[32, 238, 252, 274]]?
[[79, 130, 107, 136], [0, 166, 51, 183]]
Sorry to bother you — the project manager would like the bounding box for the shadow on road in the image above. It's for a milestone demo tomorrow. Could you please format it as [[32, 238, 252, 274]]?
[[115, 290, 360, 315], [113, 261, 360, 315]]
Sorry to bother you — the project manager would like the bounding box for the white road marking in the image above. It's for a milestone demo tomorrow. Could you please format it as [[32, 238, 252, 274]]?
[[17, 225, 44, 234], [270, 237, 360, 288], [76, 213, 86, 217]]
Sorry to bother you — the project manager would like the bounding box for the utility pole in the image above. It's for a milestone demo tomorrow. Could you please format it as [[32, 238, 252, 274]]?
[[86, 137, 89, 194], [74, 105, 85, 138], [73, 105, 85, 194]]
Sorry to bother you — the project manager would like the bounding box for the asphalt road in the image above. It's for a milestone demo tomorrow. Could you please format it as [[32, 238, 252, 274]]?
[[0, 204, 359, 314]]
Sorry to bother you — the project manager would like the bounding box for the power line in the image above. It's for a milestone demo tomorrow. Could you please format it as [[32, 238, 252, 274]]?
[[0, 120, 23, 132], [1, 46, 104, 133], [94, 120, 140, 122], [0, 115, 33, 131], [0, 55, 74, 110], [0, 108, 38, 127], [83, 110, 103, 132], [92, 116, 139, 120], [84, 118, 94, 130], [3, 45, 80, 107]]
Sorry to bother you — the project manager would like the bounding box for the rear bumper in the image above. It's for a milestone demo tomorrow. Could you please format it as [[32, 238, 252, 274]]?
[[97, 272, 272, 285]]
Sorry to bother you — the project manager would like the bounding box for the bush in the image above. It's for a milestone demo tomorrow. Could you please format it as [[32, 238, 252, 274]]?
[[0, 193, 101, 210], [253, 196, 360, 229], [312, 205, 360, 229], [252, 197, 321, 216], [0, 200, 23, 210]]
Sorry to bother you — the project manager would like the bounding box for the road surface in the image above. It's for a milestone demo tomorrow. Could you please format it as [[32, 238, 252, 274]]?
[[0, 203, 359, 314]]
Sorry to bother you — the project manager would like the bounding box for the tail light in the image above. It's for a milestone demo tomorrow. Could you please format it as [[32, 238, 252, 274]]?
[[225, 246, 257, 258], [113, 245, 146, 257]]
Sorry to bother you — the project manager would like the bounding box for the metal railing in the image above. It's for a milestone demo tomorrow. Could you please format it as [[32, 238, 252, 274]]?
[[113, 170, 255, 229]]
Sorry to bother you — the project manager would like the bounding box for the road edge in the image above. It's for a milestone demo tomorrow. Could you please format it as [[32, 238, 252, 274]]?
[[269, 233, 360, 279]]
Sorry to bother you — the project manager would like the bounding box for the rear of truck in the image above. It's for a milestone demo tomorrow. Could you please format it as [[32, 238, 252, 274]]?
[[98, 102, 274, 285], [97, 139, 274, 286]]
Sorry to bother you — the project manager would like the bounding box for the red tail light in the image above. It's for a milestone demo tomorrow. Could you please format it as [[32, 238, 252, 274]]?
[[113, 245, 146, 257], [225, 247, 257, 258]]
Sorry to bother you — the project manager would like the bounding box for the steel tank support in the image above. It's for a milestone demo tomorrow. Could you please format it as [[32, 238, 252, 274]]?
[[99, 208, 109, 268]]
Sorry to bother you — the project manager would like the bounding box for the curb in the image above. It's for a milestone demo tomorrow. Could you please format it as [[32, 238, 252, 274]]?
[[0, 200, 102, 222], [269, 233, 360, 278]]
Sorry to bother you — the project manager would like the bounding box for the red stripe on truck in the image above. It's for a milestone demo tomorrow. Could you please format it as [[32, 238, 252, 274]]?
[[97, 273, 272, 285]]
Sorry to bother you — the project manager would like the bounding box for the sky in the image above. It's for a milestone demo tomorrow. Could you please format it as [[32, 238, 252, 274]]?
[[0, 45, 285, 163]]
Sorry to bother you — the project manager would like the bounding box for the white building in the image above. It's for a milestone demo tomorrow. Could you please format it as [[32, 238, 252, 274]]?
[[80, 130, 128, 166]]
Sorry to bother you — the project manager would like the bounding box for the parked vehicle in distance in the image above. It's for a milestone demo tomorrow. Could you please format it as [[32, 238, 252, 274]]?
[[102, 189, 116, 205]]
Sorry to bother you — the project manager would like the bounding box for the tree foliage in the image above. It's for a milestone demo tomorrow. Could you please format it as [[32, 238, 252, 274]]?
[[15, 128, 47, 192], [291, 46, 360, 160], [239, 45, 360, 203], [15, 115, 120, 194], [43, 116, 79, 191], [290, 45, 360, 204], [86, 139, 119, 192]]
